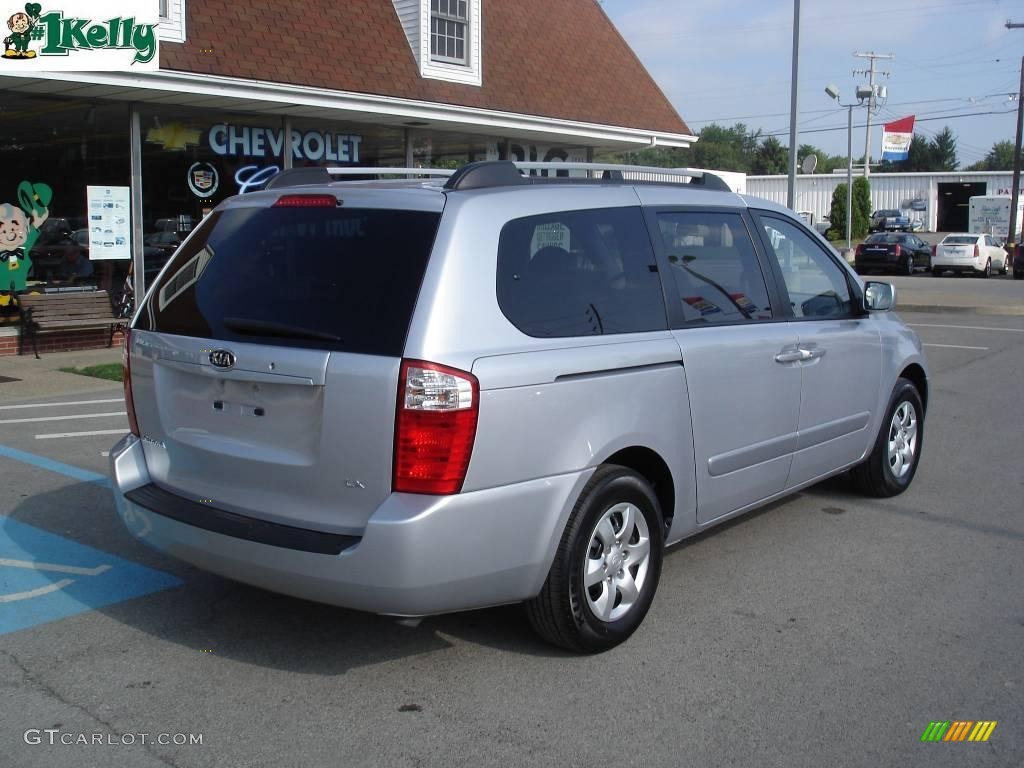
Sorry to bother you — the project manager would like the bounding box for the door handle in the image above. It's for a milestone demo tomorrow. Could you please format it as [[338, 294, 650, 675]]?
[[774, 349, 804, 364], [802, 347, 826, 360]]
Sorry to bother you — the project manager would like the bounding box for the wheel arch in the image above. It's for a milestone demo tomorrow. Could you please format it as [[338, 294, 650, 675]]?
[[602, 446, 675, 535], [900, 363, 928, 413]]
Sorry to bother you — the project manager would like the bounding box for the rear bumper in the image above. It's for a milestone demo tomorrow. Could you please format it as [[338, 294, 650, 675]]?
[[932, 257, 983, 272], [109, 434, 588, 616]]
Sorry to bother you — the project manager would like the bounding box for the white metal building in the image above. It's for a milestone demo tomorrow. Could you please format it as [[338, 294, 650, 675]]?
[[746, 172, 1018, 233]]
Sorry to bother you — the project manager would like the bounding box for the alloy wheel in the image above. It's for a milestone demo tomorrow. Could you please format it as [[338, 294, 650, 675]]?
[[887, 401, 918, 480], [583, 502, 652, 622]]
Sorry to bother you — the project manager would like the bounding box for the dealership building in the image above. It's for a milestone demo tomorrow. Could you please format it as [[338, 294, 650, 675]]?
[[747, 171, 1020, 234], [0, 0, 694, 355]]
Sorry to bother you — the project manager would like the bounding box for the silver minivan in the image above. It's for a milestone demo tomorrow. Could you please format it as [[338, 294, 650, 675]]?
[[110, 162, 928, 652]]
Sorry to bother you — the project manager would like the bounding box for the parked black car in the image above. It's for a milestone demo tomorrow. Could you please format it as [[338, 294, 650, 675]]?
[[855, 233, 932, 275]]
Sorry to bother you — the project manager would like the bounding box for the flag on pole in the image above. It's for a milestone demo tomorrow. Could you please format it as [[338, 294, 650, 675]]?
[[881, 116, 915, 162]]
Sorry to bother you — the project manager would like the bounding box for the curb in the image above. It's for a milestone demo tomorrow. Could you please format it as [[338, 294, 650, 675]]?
[[897, 304, 1024, 316]]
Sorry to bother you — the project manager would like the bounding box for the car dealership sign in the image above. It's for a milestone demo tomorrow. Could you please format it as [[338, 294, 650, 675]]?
[[209, 124, 363, 164], [0, 1, 158, 69]]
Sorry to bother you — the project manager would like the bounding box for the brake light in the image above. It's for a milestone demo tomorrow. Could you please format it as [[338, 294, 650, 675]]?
[[974, 244, 980, 258], [894, 244, 902, 256], [855, 244, 864, 256], [932, 245, 937, 256], [393, 360, 479, 495], [123, 329, 140, 437], [273, 194, 338, 208]]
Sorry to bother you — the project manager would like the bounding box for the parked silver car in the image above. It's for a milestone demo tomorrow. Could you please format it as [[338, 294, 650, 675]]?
[[110, 162, 929, 653]]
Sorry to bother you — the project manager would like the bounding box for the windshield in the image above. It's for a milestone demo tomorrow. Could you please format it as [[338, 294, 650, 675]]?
[[943, 236, 978, 245]]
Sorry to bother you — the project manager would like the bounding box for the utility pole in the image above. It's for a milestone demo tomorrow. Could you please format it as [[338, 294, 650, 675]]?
[[786, 0, 801, 210], [853, 51, 894, 177], [1006, 22, 1023, 270]]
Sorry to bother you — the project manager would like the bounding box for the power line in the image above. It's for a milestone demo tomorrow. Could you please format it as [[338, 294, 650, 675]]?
[[762, 109, 1015, 138]]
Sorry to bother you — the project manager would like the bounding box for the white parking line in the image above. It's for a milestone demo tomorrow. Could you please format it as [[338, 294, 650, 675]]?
[[0, 558, 112, 576], [0, 398, 124, 411], [909, 323, 1024, 333], [922, 343, 989, 351], [36, 429, 127, 440], [0, 411, 126, 425]]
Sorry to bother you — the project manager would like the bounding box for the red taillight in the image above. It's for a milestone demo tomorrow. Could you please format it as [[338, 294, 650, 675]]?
[[894, 244, 902, 256], [932, 245, 937, 256], [393, 359, 479, 495], [855, 244, 864, 256], [123, 329, 140, 437], [974, 244, 980, 258], [273, 194, 338, 208]]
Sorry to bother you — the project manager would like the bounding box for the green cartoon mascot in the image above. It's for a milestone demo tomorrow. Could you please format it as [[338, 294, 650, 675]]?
[[3, 3, 42, 59], [0, 181, 52, 292]]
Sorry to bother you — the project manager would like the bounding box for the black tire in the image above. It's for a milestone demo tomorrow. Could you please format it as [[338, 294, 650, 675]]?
[[980, 258, 991, 278], [526, 465, 664, 653], [903, 255, 914, 276], [851, 378, 924, 498], [1015, 269, 1024, 280]]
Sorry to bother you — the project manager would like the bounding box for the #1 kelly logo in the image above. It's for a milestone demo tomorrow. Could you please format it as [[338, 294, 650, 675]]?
[[2, 0, 159, 69]]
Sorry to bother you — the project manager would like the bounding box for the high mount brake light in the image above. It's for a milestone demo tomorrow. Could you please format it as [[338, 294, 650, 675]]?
[[273, 194, 338, 208], [393, 360, 479, 495]]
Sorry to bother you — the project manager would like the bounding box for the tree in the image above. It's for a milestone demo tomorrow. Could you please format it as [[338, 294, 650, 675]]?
[[929, 127, 958, 171], [826, 183, 850, 241], [852, 176, 872, 238], [966, 140, 1016, 171], [798, 144, 844, 174], [752, 136, 788, 175]]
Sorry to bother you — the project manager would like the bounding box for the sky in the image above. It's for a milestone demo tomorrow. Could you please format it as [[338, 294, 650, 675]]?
[[603, 0, 1022, 167]]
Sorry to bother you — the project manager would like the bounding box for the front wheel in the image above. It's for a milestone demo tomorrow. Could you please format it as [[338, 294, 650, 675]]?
[[526, 465, 664, 653], [851, 378, 924, 497]]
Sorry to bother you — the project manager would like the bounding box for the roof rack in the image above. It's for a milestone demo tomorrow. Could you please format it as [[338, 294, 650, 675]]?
[[264, 161, 733, 193], [265, 166, 453, 190], [445, 161, 733, 192]]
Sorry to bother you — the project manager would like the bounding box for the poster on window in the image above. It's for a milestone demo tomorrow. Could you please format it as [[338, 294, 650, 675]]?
[[86, 185, 131, 260]]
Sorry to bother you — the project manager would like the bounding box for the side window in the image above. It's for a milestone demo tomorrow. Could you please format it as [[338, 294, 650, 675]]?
[[759, 215, 855, 320], [655, 211, 773, 325], [496, 207, 667, 338]]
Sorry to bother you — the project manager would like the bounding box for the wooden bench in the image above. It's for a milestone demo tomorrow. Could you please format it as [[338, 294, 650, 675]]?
[[18, 290, 126, 358]]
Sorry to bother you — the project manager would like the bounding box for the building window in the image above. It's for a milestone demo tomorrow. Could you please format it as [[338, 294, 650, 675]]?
[[158, 0, 186, 43], [430, 0, 468, 64]]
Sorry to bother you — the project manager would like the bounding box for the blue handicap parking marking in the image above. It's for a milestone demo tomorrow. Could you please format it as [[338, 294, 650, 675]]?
[[0, 518, 182, 635]]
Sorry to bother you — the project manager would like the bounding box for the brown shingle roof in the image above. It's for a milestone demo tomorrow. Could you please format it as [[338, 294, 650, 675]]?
[[160, 0, 691, 136]]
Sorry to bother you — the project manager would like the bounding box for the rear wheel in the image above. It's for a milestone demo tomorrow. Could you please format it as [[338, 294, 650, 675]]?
[[526, 465, 664, 653], [851, 378, 924, 498], [980, 258, 992, 278], [903, 255, 914, 276]]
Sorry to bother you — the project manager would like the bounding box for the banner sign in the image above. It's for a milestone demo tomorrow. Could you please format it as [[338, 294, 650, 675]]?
[[1, 1, 159, 70], [881, 116, 915, 162]]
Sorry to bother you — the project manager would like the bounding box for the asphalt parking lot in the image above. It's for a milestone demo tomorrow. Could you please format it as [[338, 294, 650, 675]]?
[[1, 306, 1022, 768]]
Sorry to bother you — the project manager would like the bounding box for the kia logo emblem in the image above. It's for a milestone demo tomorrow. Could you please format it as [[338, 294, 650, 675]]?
[[209, 349, 236, 369]]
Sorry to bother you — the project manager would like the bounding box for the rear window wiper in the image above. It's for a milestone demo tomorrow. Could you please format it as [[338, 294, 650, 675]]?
[[223, 317, 342, 342]]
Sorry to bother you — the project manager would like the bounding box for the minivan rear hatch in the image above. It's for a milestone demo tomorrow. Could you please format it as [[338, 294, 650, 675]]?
[[130, 190, 443, 534]]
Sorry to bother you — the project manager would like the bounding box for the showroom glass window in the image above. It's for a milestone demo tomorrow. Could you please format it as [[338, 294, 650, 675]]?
[[0, 94, 130, 300]]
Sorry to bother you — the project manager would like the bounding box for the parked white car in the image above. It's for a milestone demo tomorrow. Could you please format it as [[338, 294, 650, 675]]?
[[932, 233, 1009, 277]]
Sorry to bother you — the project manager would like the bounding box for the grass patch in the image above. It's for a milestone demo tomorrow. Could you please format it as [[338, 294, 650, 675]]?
[[59, 363, 123, 382]]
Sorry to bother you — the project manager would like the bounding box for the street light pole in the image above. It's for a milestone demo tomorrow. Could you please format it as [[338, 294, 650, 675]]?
[[846, 104, 854, 251], [786, 0, 801, 210]]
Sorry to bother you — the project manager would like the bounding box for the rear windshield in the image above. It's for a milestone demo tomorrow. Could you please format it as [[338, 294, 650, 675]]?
[[865, 234, 905, 244], [135, 207, 441, 356], [943, 236, 978, 245]]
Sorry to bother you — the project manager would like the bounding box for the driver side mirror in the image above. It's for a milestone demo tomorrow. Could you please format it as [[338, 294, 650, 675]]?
[[863, 281, 896, 312]]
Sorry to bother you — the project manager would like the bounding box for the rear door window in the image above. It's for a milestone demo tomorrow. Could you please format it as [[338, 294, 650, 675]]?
[[496, 207, 668, 337], [135, 206, 441, 356], [654, 211, 774, 325]]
